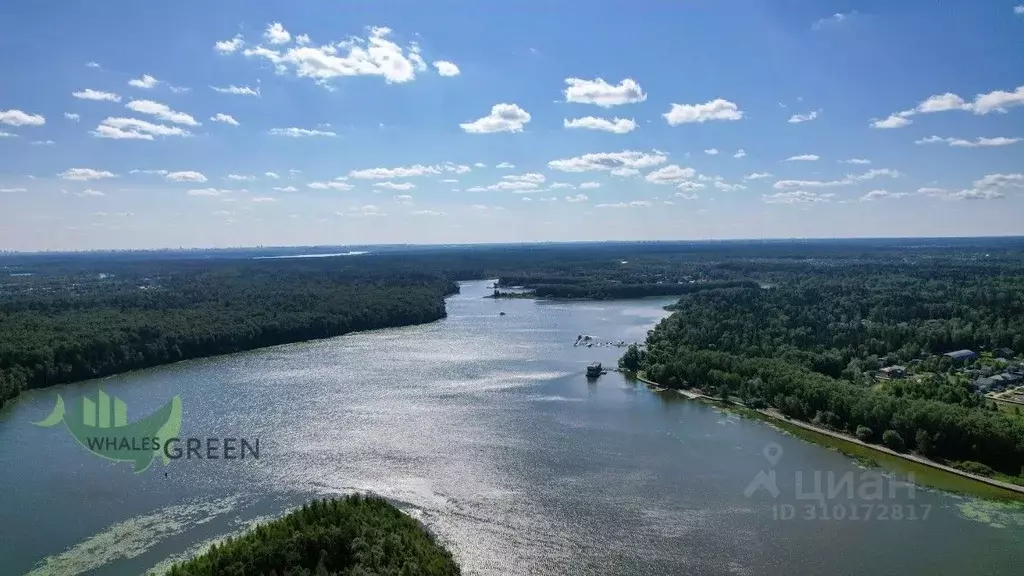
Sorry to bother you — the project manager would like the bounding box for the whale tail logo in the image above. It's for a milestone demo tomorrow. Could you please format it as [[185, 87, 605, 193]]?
[[34, 390, 182, 473]]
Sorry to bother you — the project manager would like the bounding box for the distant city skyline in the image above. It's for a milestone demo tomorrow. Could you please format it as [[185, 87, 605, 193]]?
[[2, 1, 1024, 250]]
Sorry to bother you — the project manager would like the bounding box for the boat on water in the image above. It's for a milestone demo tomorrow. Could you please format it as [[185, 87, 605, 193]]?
[[499, 311, 506, 316], [586, 362, 603, 378]]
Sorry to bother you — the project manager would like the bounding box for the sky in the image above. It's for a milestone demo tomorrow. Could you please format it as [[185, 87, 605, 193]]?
[[2, 0, 1024, 251]]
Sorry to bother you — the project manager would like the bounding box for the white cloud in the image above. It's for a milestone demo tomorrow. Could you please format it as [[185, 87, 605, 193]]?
[[871, 113, 912, 129], [64, 112, 80, 122], [59, 168, 118, 181], [187, 188, 233, 196], [563, 116, 637, 134], [949, 189, 1004, 200], [126, 99, 199, 126], [264, 172, 280, 179], [92, 117, 190, 139], [788, 110, 819, 123], [597, 201, 652, 208], [663, 99, 743, 125], [410, 209, 443, 216], [211, 85, 260, 97], [268, 127, 336, 137], [265, 22, 291, 45], [549, 182, 574, 190], [495, 162, 514, 169], [242, 26, 427, 86], [0, 187, 27, 193], [295, 34, 311, 46], [460, 103, 531, 134], [744, 172, 772, 180], [549, 150, 667, 173], [611, 168, 639, 177], [645, 165, 697, 185], [433, 61, 460, 76], [473, 162, 487, 168], [128, 74, 159, 89], [772, 169, 900, 190], [733, 149, 747, 158], [915, 135, 1021, 148], [374, 181, 417, 190], [762, 191, 834, 204], [211, 113, 239, 125], [308, 180, 353, 190], [674, 192, 699, 200], [579, 182, 601, 190], [250, 197, 277, 203], [273, 186, 299, 192], [73, 89, 121, 102], [86, 61, 101, 69], [215, 35, 245, 54], [565, 194, 588, 203], [714, 181, 747, 192], [129, 169, 169, 175], [676, 181, 705, 191], [0, 109, 45, 126], [31, 140, 55, 146], [1016, 5, 1024, 14], [0, 131, 16, 137], [439, 178, 459, 183], [812, 12, 856, 30], [226, 174, 256, 182], [704, 148, 719, 156], [76, 189, 106, 197], [973, 173, 1024, 189], [503, 173, 545, 184], [860, 189, 907, 201], [841, 158, 871, 164], [350, 164, 446, 179], [785, 154, 819, 161], [917, 93, 969, 113], [394, 194, 413, 204], [563, 77, 646, 107], [465, 181, 540, 192], [971, 86, 1024, 114], [166, 171, 207, 183]]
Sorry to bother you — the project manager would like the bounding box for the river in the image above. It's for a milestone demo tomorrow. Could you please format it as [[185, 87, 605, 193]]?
[[2, 280, 1023, 575]]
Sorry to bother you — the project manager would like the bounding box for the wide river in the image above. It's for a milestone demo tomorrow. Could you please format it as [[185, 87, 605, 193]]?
[[2, 280, 1024, 575]]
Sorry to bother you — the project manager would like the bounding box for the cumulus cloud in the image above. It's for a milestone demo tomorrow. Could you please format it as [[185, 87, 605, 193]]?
[[211, 85, 260, 97], [410, 209, 443, 216], [73, 89, 121, 102], [504, 173, 545, 184], [915, 135, 1021, 148], [215, 34, 245, 54], [460, 103, 531, 134], [565, 194, 588, 202], [166, 171, 207, 183], [549, 150, 667, 173], [265, 22, 291, 45], [788, 110, 819, 123], [76, 189, 106, 197], [663, 99, 743, 125], [860, 189, 907, 201], [579, 182, 601, 190], [268, 127, 336, 137], [308, 180, 354, 190], [772, 169, 901, 190], [841, 158, 871, 164], [645, 165, 697, 185], [211, 113, 239, 125], [350, 164, 462, 179], [92, 117, 190, 139], [433, 61, 460, 76], [128, 74, 159, 89], [0, 109, 45, 126], [126, 100, 198, 126], [714, 181, 747, 192], [0, 187, 27, 193], [495, 162, 514, 169], [31, 140, 55, 146], [704, 148, 719, 156], [240, 26, 428, 86], [226, 174, 256, 182], [273, 186, 299, 192], [762, 191, 834, 204], [733, 149, 747, 158], [64, 112, 80, 122], [785, 154, 819, 161], [563, 116, 637, 134], [563, 77, 646, 107], [465, 181, 540, 193], [872, 86, 1024, 128], [59, 168, 118, 181], [812, 12, 857, 30], [744, 172, 772, 180], [187, 188, 233, 196], [374, 181, 417, 190], [871, 113, 912, 129], [597, 201, 652, 208]]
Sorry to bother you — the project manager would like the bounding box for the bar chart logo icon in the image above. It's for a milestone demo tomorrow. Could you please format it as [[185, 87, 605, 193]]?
[[33, 390, 183, 473]]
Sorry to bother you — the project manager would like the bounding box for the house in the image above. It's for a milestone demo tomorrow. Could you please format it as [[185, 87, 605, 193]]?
[[879, 366, 906, 379], [944, 349, 977, 362]]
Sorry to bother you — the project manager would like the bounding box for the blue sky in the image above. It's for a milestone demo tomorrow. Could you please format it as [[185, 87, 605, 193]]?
[[2, 0, 1023, 251]]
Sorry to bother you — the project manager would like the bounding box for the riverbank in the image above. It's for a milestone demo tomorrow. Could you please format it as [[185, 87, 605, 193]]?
[[634, 373, 1024, 498]]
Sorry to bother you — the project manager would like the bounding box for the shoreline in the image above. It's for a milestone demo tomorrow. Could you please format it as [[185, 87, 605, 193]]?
[[634, 373, 1024, 497]]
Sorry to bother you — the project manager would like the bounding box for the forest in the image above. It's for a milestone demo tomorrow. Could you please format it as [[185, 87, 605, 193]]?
[[164, 494, 460, 576], [621, 240, 1024, 478]]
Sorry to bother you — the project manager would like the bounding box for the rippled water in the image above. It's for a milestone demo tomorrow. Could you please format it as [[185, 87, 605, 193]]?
[[2, 280, 1024, 575]]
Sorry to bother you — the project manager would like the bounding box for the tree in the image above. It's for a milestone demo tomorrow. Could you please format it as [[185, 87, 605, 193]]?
[[915, 429, 933, 456], [882, 429, 905, 452]]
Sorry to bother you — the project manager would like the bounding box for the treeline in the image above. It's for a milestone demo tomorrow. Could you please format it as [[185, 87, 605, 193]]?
[[165, 495, 460, 576], [525, 280, 759, 300], [0, 259, 457, 406], [629, 254, 1024, 476]]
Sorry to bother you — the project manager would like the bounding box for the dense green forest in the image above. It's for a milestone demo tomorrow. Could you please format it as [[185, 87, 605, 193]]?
[[623, 244, 1024, 478], [165, 495, 460, 576]]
